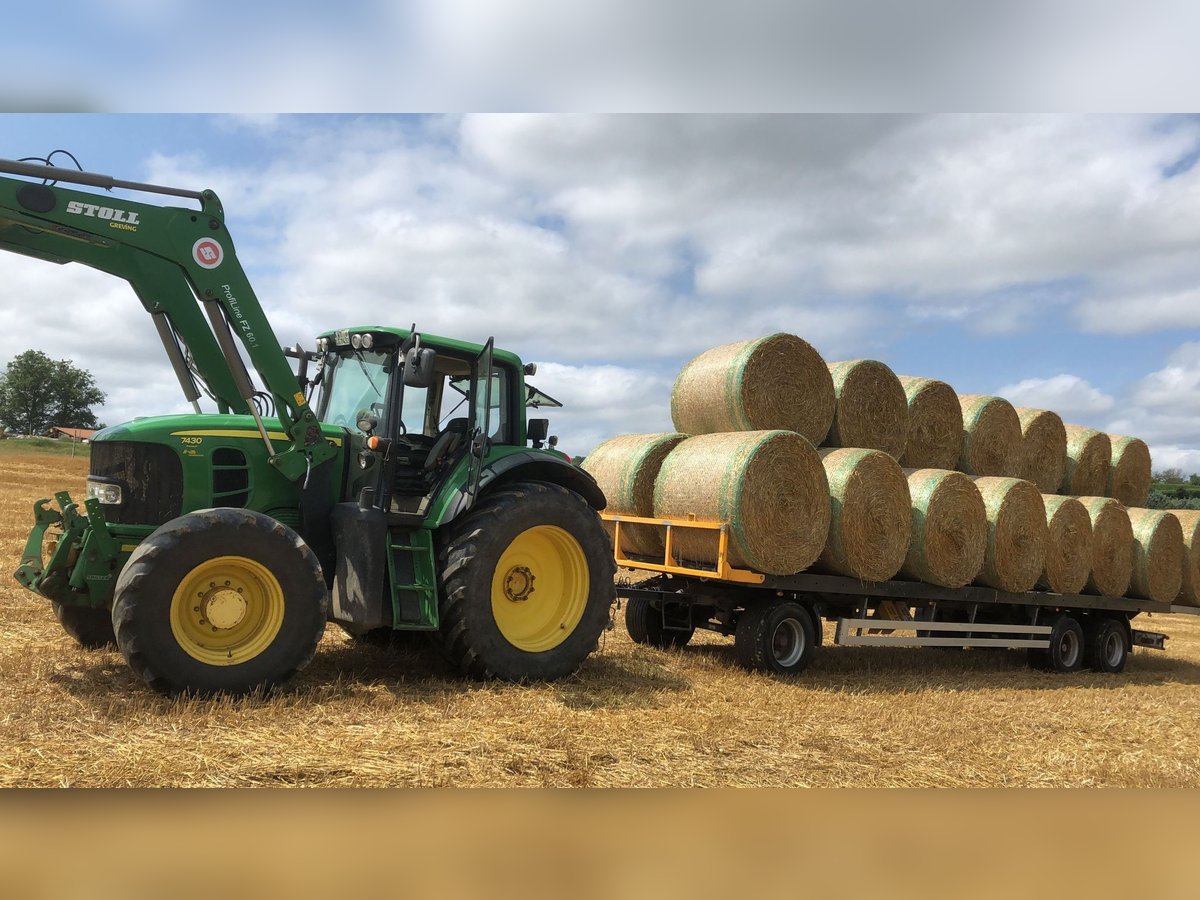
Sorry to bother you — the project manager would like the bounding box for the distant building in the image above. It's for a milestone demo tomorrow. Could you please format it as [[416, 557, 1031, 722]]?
[[48, 427, 97, 442]]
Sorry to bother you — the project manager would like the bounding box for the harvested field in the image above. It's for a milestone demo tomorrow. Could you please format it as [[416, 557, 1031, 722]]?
[[5, 448, 1200, 788]]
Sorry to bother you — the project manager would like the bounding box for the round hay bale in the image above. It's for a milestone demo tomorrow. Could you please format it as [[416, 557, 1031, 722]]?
[[899, 468, 987, 589], [1127, 508, 1184, 603], [970, 477, 1047, 593], [653, 430, 830, 575], [1061, 425, 1111, 496], [581, 433, 687, 556], [898, 376, 962, 470], [1108, 435, 1151, 507], [670, 333, 835, 443], [958, 395, 1021, 477], [814, 448, 912, 581], [1038, 495, 1092, 595], [1078, 497, 1133, 597], [1014, 407, 1067, 493], [826, 359, 908, 458], [1170, 510, 1200, 607]]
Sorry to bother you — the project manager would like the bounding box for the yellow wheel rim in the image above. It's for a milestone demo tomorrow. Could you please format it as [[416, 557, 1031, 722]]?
[[170, 555, 285, 666], [490, 525, 589, 653]]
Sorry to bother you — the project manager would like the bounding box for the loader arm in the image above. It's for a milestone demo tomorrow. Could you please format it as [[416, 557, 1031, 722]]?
[[0, 158, 335, 480]]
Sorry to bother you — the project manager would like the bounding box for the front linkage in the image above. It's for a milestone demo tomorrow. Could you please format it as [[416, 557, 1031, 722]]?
[[14, 492, 121, 608]]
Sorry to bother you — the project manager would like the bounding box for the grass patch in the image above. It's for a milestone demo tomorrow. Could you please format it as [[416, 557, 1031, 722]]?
[[0, 437, 91, 458]]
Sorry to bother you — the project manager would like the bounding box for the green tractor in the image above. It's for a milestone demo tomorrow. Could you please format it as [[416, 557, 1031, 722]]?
[[1, 157, 615, 695]]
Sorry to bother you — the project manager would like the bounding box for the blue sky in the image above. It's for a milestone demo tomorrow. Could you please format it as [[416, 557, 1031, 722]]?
[[2, 114, 1200, 467]]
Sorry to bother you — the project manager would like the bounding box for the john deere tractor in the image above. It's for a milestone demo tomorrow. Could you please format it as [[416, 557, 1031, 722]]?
[[1, 157, 614, 695]]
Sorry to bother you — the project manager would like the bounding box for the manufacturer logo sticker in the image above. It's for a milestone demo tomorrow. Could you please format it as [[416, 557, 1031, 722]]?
[[192, 237, 224, 269]]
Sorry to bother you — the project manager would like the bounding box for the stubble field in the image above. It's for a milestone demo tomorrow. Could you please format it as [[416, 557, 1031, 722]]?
[[2, 446, 1200, 787]]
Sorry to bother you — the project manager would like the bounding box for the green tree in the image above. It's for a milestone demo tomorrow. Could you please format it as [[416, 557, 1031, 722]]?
[[0, 350, 105, 436]]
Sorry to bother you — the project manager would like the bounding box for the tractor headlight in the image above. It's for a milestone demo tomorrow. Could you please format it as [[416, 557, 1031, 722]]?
[[351, 333, 363, 349], [85, 479, 123, 505], [360, 333, 373, 349], [316, 337, 329, 352]]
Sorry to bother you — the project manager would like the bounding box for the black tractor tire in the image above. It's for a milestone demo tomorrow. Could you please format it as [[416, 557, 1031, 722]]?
[[735, 601, 817, 676], [1084, 616, 1129, 674], [1027, 614, 1085, 673], [111, 508, 328, 696], [52, 601, 116, 650], [436, 482, 615, 681], [625, 595, 694, 649]]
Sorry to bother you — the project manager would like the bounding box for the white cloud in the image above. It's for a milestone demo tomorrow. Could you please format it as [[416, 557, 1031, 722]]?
[[996, 374, 1115, 418], [1076, 287, 1200, 334]]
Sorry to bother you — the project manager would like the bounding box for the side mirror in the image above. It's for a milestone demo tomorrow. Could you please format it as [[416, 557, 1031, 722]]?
[[403, 347, 436, 387], [527, 418, 549, 444]]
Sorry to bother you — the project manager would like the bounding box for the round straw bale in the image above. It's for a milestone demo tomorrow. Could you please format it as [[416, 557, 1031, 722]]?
[[1127, 508, 1184, 603], [899, 468, 987, 589], [1038, 495, 1093, 595], [1078, 497, 1133, 597], [1108, 435, 1151, 507], [969, 477, 1047, 593], [582, 433, 687, 556], [670, 333, 835, 443], [653, 430, 830, 575], [814, 448, 912, 581], [958, 395, 1021, 477], [898, 376, 963, 470], [1061, 425, 1111, 497], [1170, 510, 1200, 607], [1014, 407, 1067, 493], [826, 359, 908, 458]]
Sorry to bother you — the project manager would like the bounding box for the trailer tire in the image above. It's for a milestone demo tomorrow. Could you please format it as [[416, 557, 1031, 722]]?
[[52, 601, 116, 650], [735, 601, 816, 676], [625, 595, 694, 649], [111, 509, 328, 696], [1029, 614, 1084, 673], [436, 482, 615, 681], [1084, 617, 1129, 674]]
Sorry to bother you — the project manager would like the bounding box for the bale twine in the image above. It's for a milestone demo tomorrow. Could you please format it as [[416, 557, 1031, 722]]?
[[1108, 435, 1152, 507], [1061, 425, 1111, 496], [1078, 497, 1132, 597], [899, 468, 987, 589], [814, 448, 912, 581], [898, 376, 962, 470], [1014, 407, 1067, 493], [1170, 510, 1200, 607], [826, 359, 908, 458], [670, 333, 835, 444], [1038, 495, 1092, 595], [958, 395, 1022, 477], [581, 433, 687, 556], [970, 477, 1047, 593], [653, 430, 831, 575], [1127, 508, 1184, 603]]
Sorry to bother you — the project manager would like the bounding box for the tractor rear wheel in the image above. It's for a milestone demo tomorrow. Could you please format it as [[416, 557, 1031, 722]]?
[[437, 482, 615, 681], [53, 601, 116, 650], [111, 508, 328, 696]]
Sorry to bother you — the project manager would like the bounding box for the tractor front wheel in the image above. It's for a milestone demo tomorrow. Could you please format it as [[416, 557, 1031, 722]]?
[[437, 482, 615, 680], [53, 601, 116, 650]]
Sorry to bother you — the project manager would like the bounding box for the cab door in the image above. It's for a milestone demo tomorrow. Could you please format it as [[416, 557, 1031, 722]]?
[[465, 337, 494, 506]]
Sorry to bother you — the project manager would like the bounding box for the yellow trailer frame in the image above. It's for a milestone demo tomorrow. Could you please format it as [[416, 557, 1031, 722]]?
[[600, 512, 765, 585]]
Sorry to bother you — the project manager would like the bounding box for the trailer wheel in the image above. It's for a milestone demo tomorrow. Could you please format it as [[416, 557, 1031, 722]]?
[[1028, 615, 1084, 673], [735, 601, 816, 676], [111, 508, 328, 696], [624, 595, 694, 649], [52, 601, 117, 649], [1084, 617, 1129, 674]]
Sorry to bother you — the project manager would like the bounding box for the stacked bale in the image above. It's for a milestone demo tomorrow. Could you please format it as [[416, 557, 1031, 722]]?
[[826, 360, 908, 458], [1170, 510, 1200, 607], [582, 433, 687, 556], [1108, 436, 1152, 508], [970, 477, 1047, 593], [671, 333, 835, 444], [958, 395, 1022, 477], [900, 469, 987, 589], [898, 377, 962, 470], [1038, 495, 1092, 595], [1126, 508, 1184, 604], [1014, 407, 1067, 493], [653, 430, 830, 575], [815, 449, 912, 581], [1061, 426, 1111, 497], [1078, 497, 1133, 597]]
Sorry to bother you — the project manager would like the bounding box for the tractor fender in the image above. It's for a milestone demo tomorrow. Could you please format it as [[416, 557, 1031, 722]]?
[[438, 452, 607, 527]]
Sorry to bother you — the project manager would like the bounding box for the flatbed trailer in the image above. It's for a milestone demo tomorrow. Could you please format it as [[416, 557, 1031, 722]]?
[[603, 513, 1200, 676]]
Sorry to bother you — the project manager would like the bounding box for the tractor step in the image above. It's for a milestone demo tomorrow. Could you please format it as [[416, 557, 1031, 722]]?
[[387, 528, 439, 629]]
